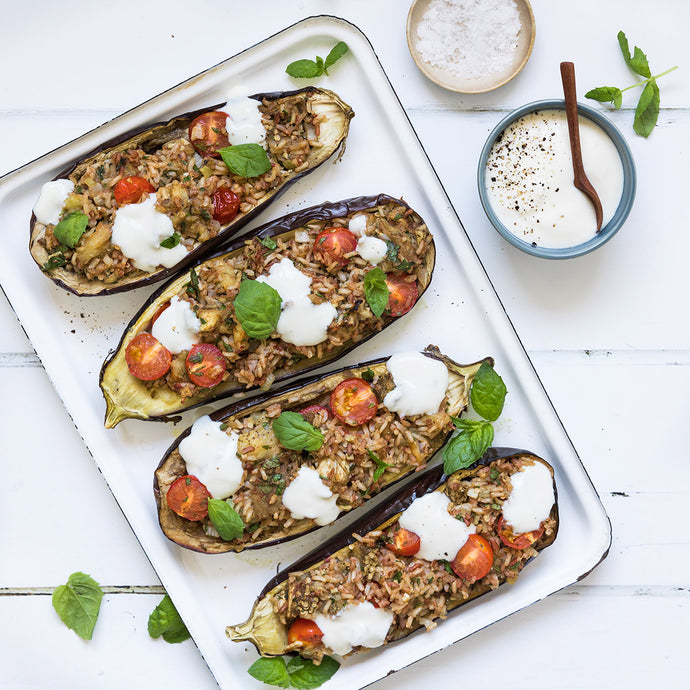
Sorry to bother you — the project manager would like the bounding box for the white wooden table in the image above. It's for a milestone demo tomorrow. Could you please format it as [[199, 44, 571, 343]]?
[[1, 1, 688, 687]]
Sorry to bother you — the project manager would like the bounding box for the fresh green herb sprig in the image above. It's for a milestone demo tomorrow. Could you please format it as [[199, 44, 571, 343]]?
[[207, 498, 244, 541], [273, 410, 324, 452], [249, 654, 340, 688], [442, 361, 507, 475], [286, 42, 348, 79], [363, 266, 389, 317], [585, 31, 678, 137], [233, 278, 282, 339], [52, 571, 104, 640], [219, 143, 272, 177], [148, 594, 191, 643], [367, 449, 392, 482]]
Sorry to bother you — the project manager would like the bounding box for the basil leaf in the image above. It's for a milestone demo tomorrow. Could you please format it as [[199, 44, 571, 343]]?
[[287, 655, 340, 689], [53, 211, 88, 249], [285, 58, 322, 79], [367, 449, 391, 482], [260, 236, 277, 251], [186, 267, 200, 299], [148, 594, 191, 643], [273, 411, 324, 452], [363, 266, 389, 317], [219, 144, 272, 178], [52, 571, 104, 640], [443, 420, 494, 475], [248, 656, 290, 688], [617, 30, 651, 78], [585, 86, 623, 109], [233, 279, 282, 339], [634, 80, 660, 138], [324, 41, 348, 72], [207, 498, 244, 541], [469, 362, 507, 421], [160, 232, 180, 249]]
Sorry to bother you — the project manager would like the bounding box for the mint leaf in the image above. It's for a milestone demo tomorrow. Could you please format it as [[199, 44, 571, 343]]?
[[53, 211, 88, 248], [233, 279, 282, 339], [52, 572, 104, 640], [286, 59, 322, 79], [443, 419, 494, 475], [585, 86, 623, 109], [248, 657, 290, 688], [148, 594, 190, 643], [367, 449, 391, 482], [273, 411, 324, 452], [324, 42, 348, 72], [634, 80, 660, 137], [617, 30, 651, 78], [219, 144, 271, 178], [287, 655, 340, 689], [363, 266, 389, 317], [470, 362, 507, 421], [207, 499, 244, 541], [160, 232, 181, 249]]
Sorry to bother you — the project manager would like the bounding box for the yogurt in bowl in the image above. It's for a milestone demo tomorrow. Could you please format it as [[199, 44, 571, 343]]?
[[478, 100, 636, 259]]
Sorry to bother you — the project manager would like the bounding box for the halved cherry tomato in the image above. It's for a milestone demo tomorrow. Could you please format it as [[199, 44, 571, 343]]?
[[212, 186, 240, 224], [188, 111, 229, 158], [497, 515, 545, 550], [185, 343, 227, 388], [385, 273, 419, 316], [166, 475, 211, 521], [125, 332, 172, 381], [313, 227, 358, 266], [287, 618, 323, 647], [330, 378, 379, 426], [299, 404, 331, 424], [387, 528, 421, 557], [149, 301, 170, 329], [113, 176, 155, 205], [450, 534, 494, 582]]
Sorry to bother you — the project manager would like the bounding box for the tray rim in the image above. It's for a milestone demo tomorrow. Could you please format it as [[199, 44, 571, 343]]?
[[0, 13, 612, 690]]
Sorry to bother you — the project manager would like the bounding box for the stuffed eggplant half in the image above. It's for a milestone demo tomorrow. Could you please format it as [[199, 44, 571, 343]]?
[[153, 346, 491, 553], [100, 194, 435, 427], [227, 448, 558, 662], [30, 87, 353, 295]]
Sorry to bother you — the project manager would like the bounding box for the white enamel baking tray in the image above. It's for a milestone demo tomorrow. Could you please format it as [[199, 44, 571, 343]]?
[[0, 16, 611, 690]]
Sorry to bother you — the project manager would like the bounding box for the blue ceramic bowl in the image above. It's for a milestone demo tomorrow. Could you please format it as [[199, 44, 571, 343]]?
[[477, 99, 636, 259]]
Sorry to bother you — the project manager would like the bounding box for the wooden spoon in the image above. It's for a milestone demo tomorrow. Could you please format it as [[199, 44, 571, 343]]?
[[560, 61, 603, 231]]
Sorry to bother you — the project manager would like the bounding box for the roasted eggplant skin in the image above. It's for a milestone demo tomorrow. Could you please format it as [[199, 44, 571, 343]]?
[[153, 345, 491, 553], [29, 87, 354, 296], [100, 194, 436, 428], [226, 447, 559, 657]]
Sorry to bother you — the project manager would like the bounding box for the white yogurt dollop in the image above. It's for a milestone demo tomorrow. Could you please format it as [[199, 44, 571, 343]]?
[[314, 601, 393, 656], [356, 235, 388, 265], [178, 415, 243, 499], [347, 214, 368, 237], [151, 295, 201, 354], [256, 258, 336, 346], [383, 351, 449, 417], [111, 194, 188, 271], [281, 466, 340, 526], [398, 491, 474, 561], [224, 87, 266, 146], [501, 461, 555, 533], [33, 179, 74, 225]]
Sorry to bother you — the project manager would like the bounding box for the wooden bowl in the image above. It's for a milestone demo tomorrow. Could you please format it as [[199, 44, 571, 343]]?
[[406, 0, 536, 94]]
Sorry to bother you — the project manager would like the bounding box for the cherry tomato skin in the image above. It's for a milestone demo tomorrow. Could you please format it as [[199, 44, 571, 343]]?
[[497, 516, 545, 549], [314, 227, 358, 266], [299, 404, 331, 424], [287, 618, 324, 647], [125, 333, 172, 381], [166, 475, 211, 521], [450, 534, 494, 581], [330, 378, 379, 426], [188, 111, 229, 158], [113, 176, 155, 205], [385, 274, 419, 317], [185, 343, 227, 388], [387, 528, 421, 557], [212, 187, 241, 224]]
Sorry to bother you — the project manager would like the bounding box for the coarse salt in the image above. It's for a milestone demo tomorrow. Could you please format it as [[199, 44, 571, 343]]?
[[415, 0, 521, 79]]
